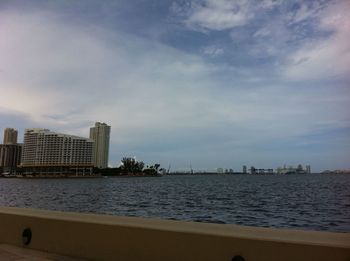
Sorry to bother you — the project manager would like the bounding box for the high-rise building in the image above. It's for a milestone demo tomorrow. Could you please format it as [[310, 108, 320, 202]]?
[[21, 129, 94, 175], [3, 128, 18, 144], [306, 165, 311, 174], [0, 144, 22, 174], [89, 122, 111, 169], [243, 165, 247, 174], [1, 128, 21, 174]]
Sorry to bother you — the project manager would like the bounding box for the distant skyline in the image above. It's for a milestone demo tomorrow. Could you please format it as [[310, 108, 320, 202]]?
[[0, 0, 349, 172]]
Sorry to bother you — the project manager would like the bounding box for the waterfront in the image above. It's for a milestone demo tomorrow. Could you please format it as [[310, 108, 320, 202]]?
[[0, 174, 349, 233]]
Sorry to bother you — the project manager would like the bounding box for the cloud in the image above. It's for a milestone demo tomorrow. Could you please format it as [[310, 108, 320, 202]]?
[[201, 45, 224, 57], [282, 1, 350, 80], [287, 1, 323, 24], [0, 10, 224, 138], [171, 0, 253, 31], [248, 15, 294, 58], [253, 27, 271, 38], [259, 0, 282, 9], [0, 5, 349, 171], [171, 0, 286, 32]]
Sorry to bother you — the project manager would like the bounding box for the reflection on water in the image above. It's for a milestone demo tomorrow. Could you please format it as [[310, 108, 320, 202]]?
[[0, 174, 349, 232]]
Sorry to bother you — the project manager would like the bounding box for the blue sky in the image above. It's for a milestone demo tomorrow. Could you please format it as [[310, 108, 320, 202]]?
[[0, 0, 349, 172]]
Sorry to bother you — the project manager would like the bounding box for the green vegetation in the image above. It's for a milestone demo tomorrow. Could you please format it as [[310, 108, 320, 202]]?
[[94, 157, 163, 177], [120, 157, 145, 174]]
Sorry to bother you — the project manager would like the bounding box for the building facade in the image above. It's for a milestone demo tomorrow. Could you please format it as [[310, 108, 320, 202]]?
[[3, 128, 18, 144], [21, 129, 94, 175], [89, 122, 111, 169], [0, 128, 21, 174], [0, 144, 22, 174]]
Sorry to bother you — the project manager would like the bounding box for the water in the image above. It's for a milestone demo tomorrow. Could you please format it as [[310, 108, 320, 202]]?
[[0, 174, 349, 232]]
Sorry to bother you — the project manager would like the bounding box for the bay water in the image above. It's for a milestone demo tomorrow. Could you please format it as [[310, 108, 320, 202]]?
[[0, 174, 349, 232]]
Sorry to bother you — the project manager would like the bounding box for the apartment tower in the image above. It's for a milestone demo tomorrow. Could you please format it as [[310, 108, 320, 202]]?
[[0, 128, 22, 174], [3, 128, 18, 144], [21, 128, 94, 175], [89, 122, 111, 169]]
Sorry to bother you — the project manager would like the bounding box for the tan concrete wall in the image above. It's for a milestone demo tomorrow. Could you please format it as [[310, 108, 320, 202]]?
[[0, 207, 349, 261]]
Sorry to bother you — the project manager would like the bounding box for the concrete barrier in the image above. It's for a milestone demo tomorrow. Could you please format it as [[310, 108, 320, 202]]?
[[0, 207, 349, 260]]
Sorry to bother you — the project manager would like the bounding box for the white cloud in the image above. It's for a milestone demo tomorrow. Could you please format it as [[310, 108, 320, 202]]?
[[202, 45, 224, 57], [288, 2, 321, 24], [172, 0, 286, 32], [0, 9, 347, 133], [174, 0, 253, 31], [283, 1, 350, 80], [253, 27, 271, 38], [0, 7, 349, 170], [0, 10, 222, 137], [259, 0, 282, 9], [249, 16, 293, 58]]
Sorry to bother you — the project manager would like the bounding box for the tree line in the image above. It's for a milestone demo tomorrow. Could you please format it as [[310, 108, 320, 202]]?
[[94, 157, 163, 176]]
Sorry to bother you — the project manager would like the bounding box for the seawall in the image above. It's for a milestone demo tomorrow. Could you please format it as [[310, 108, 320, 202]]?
[[0, 207, 349, 260]]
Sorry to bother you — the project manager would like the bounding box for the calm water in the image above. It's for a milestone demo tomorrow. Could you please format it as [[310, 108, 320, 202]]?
[[0, 174, 349, 232]]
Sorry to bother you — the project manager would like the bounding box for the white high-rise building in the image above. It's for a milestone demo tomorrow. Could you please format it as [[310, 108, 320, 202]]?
[[89, 122, 111, 169], [21, 129, 94, 175]]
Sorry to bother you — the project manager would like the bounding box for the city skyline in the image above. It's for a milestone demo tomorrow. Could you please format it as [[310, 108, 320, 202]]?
[[1, 0, 349, 172], [0, 125, 317, 173]]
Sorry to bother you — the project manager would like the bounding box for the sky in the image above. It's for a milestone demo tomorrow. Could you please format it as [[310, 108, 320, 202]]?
[[0, 0, 349, 172]]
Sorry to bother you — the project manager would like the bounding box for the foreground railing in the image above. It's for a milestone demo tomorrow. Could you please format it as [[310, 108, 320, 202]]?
[[0, 207, 349, 260]]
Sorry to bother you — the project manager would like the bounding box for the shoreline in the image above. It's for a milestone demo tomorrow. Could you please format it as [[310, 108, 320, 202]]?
[[0, 173, 162, 179]]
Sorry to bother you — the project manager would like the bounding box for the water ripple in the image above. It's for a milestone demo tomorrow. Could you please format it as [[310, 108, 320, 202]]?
[[0, 174, 349, 232]]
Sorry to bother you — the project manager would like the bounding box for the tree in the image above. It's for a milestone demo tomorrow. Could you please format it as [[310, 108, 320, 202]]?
[[297, 164, 303, 171], [121, 157, 144, 174], [143, 163, 161, 175], [154, 164, 160, 172]]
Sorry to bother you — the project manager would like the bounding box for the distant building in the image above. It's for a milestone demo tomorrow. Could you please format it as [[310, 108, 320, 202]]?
[[276, 164, 309, 174], [3, 128, 18, 144], [0, 144, 22, 174], [250, 166, 256, 174], [0, 128, 21, 174], [243, 165, 247, 174], [217, 168, 224, 174], [89, 122, 111, 169], [306, 165, 311, 174], [21, 129, 94, 175]]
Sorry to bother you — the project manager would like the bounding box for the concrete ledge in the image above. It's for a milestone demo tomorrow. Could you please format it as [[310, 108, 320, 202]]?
[[0, 207, 349, 260], [0, 243, 83, 260]]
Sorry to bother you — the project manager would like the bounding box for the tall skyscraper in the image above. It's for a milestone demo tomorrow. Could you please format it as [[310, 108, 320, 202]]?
[[89, 122, 111, 169], [3, 128, 18, 144]]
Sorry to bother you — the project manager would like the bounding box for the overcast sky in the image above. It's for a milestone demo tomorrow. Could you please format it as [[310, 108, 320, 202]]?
[[0, 0, 349, 172]]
